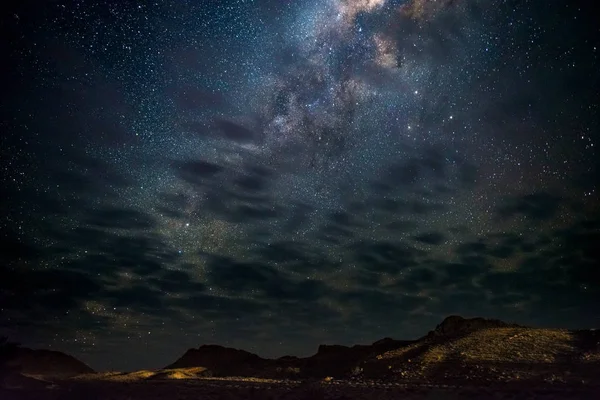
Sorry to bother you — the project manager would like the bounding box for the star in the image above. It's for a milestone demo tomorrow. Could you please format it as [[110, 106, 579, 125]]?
[[1, 0, 598, 372]]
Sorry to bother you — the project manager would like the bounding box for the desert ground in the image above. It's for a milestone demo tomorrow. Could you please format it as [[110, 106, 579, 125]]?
[[2, 375, 599, 400]]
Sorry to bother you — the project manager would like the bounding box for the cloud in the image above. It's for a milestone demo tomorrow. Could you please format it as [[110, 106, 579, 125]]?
[[213, 119, 259, 144], [175, 160, 224, 185], [0, 263, 103, 320], [496, 192, 563, 221], [398, 0, 462, 22], [0, 0, 596, 374], [351, 240, 423, 274], [204, 255, 329, 303], [413, 232, 446, 245], [337, 0, 387, 22]]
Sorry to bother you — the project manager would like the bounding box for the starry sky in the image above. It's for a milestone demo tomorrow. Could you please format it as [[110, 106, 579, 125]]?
[[1, 0, 599, 371]]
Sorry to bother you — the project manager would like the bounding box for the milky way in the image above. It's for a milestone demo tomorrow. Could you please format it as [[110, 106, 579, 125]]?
[[2, 0, 599, 370]]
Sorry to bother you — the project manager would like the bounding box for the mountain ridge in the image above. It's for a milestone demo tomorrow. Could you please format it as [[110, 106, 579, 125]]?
[[4, 315, 599, 385], [165, 315, 524, 371], [159, 315, 599, 383]]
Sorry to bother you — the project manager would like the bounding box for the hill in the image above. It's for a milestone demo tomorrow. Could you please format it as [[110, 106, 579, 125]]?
[[162, 316, 600, 384], [2, 347, 95, 378], [79, 367, 212, 382], [165, 344, 271, 377], [165, 338, 414, 379], [362, 317, 600, 384]]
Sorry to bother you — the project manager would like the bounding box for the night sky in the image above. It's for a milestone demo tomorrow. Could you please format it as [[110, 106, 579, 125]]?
[[1, 0, 599, 371]]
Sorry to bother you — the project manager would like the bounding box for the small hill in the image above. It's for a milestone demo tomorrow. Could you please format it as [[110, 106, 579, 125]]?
[[148, 367, 210, 380], [364, 322, 600, 383], [2, 347, 94, 378], [165, 345, 269, 377], [85, 367, 211, 382]]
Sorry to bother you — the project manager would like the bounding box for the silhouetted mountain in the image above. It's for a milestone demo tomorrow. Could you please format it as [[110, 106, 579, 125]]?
[[302, 339, 414, 378], [165, 344, 269, 376], [166, 339, 414, 379], [162, 315, 600, 384], [2, 347, 94, 378]]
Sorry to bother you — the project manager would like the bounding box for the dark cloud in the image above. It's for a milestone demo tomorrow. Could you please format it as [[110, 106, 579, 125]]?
[[2, 0, 598, 372], [384, 220, 418, 232], [175, 160, 224, 185], [352, 240, 423, 274], [254, 241, 310, 265], [174, 294, 263, 320], [413, 232, 446, 245], [213, 119, 258, 143], [282, 202, 314, 234], [0, 264, 102, 318], [456, 241, 487, 255], [497, 192, 563, 221], [105, 286, 167, 311], [204, 255, 328, 303]]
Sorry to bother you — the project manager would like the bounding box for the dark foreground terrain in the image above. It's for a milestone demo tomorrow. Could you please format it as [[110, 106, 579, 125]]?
[[2, 316, 599, 399], [1, 377, 600, 400]]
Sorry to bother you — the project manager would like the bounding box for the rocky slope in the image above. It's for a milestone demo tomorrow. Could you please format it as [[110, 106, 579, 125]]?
[[426, 315, 520, 337], [362, 317, 600, 384], [164, 316, 600, 384]]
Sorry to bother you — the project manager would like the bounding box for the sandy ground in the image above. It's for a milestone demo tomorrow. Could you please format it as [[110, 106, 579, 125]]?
[[1, 378, 599, 400]]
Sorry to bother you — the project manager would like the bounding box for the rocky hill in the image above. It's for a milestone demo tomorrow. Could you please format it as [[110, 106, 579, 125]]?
[[165, 338, 414, 379], [163, 316, 600, 384], [2, 347, 95, 378], [362, 318, 600, 384], [165, 345, 270, 377]]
